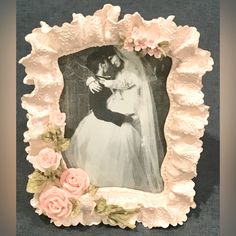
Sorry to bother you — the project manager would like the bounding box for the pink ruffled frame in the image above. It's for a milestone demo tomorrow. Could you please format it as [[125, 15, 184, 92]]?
[[20, 4, 214, 229]]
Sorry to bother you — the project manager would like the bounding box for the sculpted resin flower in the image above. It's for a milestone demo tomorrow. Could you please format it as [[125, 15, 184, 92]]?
[[39, 186, 73, 220], [133, 38, 147, 51], [60, 168, 90, 198], [29, 147, 62, 172], [123, 37, 134, 52]]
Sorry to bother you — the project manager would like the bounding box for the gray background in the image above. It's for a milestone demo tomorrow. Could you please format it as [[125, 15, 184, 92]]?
[[17, 0, 219, 235]]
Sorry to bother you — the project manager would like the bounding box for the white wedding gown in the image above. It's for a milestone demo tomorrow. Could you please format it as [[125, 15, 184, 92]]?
[[64, 50, 164, 193]]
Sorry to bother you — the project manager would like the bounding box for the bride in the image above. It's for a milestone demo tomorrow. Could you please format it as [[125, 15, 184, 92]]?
[[64, 47, 164, 193]]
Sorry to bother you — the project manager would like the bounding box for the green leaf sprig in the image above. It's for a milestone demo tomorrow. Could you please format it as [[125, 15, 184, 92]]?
[[95, 198, 139, 229], [41, 126, 70, 152]]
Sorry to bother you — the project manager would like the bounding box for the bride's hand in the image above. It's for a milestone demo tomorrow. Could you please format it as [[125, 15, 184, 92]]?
[[99, 78, 113, 88]]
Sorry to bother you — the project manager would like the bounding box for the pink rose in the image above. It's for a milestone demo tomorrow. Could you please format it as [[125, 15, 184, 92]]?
[[134, 38, 147, 51], [60, 168, 90, 198], [123, 38, 134, 52], [145, 47, 163, 58], [146, 39, 156, 49], [39, 186, 72, 220], [32, 148, 62, 172]]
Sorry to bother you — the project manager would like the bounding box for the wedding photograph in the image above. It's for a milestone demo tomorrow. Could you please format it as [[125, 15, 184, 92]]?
[[58, 45, 172, 193]]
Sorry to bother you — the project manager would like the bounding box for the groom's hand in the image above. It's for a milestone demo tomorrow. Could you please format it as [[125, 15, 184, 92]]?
[[89, 81, 102, 94]]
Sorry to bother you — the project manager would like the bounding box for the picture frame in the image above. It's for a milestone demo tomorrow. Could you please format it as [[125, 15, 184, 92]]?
[[19, 4, 213, 229]]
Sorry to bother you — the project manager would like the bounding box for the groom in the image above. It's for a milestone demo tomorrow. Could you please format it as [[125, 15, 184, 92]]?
[[86, 49, 133, 126]]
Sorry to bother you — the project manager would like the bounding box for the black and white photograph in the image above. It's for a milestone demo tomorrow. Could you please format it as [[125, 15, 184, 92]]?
[[58, 45, 172, 193]]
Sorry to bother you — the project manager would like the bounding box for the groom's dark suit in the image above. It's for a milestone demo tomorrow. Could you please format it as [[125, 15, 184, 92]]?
[[89, 83, 126, 127]]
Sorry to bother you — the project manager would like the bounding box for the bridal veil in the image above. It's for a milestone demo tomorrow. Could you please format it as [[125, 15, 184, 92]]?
[[115, 48, 165, 193]]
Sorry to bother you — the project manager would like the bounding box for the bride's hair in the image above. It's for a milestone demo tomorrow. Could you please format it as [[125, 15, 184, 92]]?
[[86, 51, 106, 75]]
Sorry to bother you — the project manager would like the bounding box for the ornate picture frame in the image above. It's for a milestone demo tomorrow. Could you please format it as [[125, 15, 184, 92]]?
[[19, 4, 213, 229]]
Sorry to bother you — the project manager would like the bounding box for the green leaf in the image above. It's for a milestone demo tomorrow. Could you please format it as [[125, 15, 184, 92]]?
[[87, 184, 99, 196], [70, 200, 80, 217], [95, 198, 107, 213], [158, 41, 170, 48], [94, 198, 139, 229], [26, 170, 48, 193], [55, 138, 70, 152], [41, 126, 70, 152], [43, 167, 55, 177]]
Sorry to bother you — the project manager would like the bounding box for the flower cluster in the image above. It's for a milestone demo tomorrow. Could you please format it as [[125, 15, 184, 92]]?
[[123, 27, 169, 58], [27, 146, 91, 223], [27, 140, 137, 227], [39, 169, 89, 219]]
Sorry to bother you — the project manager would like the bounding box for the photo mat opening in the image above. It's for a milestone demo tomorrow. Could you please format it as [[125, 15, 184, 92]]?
[[58, 45, 172, 193]]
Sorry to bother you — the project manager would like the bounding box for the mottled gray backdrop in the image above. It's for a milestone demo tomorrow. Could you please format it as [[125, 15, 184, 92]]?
[[17, 0, 219, 235]]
